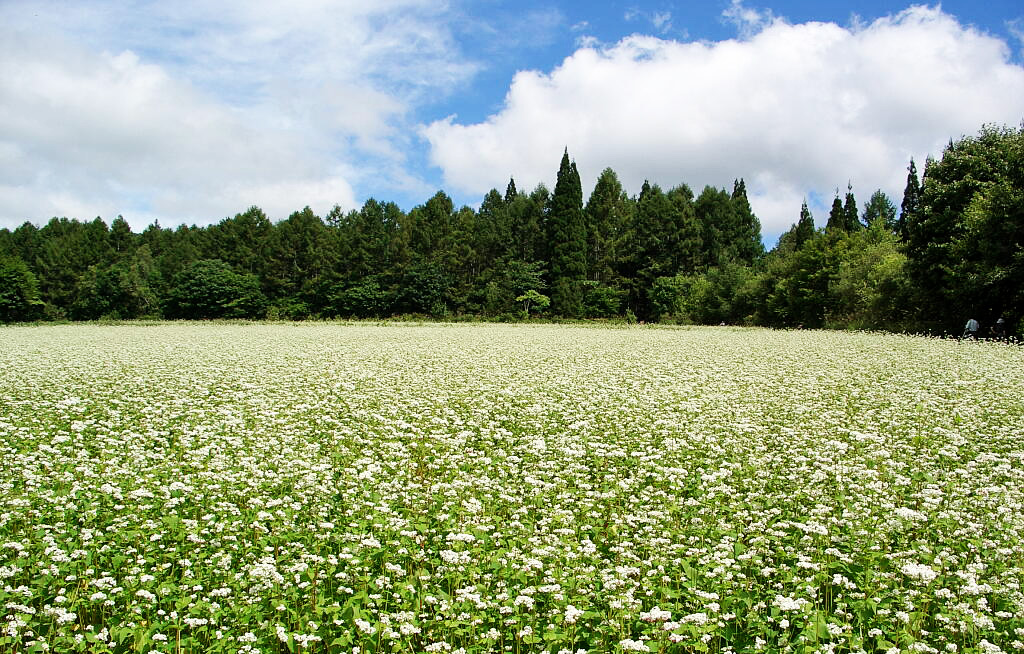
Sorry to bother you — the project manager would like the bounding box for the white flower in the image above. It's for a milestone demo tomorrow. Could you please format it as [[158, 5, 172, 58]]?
[[901, 562, 938, 583], [895, 507, 926, 522], [355, 619, 376, 635], [773, 595, 804, 611], [620, 639, 650, 652], [979, 641, 1004, 654], [640, 606, 672, 622]]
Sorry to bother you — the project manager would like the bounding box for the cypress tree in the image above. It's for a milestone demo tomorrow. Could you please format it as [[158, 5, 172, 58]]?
[[843, 183, 861, 231], [862, 190, 898, 231], [504, 178, 518, 204], [794, 201, 815, 247], [666, 184, 702, 274], [584, 168, 630, 285], [729, 179, 765, 263], [826, 193, 845, 232], [547, 149, 586, 317], [899, 158, 921, 241], [694, 185, 736, 268]]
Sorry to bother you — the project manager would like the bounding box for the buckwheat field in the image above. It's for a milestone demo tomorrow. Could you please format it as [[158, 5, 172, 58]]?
[[1, 323, 1023, 654]]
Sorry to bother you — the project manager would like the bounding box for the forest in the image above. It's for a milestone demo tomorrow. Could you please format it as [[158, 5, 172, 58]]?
[[1, 125, 1021, 337]]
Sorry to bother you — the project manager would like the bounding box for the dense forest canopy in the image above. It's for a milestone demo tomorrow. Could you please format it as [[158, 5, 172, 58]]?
[[1, 125, 1021, 337]]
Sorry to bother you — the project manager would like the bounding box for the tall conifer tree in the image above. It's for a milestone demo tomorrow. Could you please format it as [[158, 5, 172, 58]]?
[[795, 201, 815, 247], [843, 183, 861, 231], [826, 193, 846, 232], [547, 149, 586, 317], [504, 178, 518, 204], [730, 179, 765, 262], [899, 158, 921, 241], [584, 168, 630, 285]]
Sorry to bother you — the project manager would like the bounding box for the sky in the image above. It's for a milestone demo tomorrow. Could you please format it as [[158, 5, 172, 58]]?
[[2, 1, 1023, 245]]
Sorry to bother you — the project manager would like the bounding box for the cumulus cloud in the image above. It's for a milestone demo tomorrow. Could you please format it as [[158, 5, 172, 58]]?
[[0, 0, 471, 229], [423, 6, 1024, 241]]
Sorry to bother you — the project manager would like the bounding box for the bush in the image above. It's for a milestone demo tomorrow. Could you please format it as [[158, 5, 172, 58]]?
[[163, 259, 267, 319], [0, 257, 44, 323]]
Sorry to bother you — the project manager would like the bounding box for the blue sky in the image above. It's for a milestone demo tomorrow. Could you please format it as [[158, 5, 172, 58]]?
[[2, 1, 1023, 244]]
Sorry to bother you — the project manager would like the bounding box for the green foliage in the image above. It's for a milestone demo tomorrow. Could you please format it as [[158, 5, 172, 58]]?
[[163, 259, 266, 319], [6, 130, 1016, 335], [0, 256, 44, 322], [32, 217, 115, 316], [729, 179, 765, 263], [585, 168, 632, 286], [843, 183, 861, 231], [70, 246, 161, 320], [477, 259, 547, 316], [515, 288, 550, 315], [899, 159, 921, 240], [949, 174, 1024, 327], [861, 189, 897, 231], [206, 206, 273, 278], [907, 125, 1024, 331], [657, 263, 760, 325], [397, 261, 451, 315], [695, 185, 735, 267], [328, 275, 392, 318], [828, 223, 913, 330], [793, 201, 816, 248], [547, 150, 587, 317], [504, 177, 518, 203], [826, 194, 846, 233], [647, 275, 685, 322], [666, 184, 703, 272], [582, 282, 625, 318], [264, 206, 335, 313], [757, 231, 845, 328]]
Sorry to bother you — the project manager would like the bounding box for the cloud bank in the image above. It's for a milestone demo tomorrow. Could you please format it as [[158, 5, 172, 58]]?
[[0, 0, 470, 229], [423, 6, 1024, 240]]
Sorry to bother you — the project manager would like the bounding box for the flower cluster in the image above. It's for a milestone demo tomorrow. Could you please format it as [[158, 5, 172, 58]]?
[[0, 323, 1022, 653]]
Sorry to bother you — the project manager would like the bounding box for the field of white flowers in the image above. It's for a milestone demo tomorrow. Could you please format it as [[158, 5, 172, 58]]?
[[1, 323, 1022, 654]]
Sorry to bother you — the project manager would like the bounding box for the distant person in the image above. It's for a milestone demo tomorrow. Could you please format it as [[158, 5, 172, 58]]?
[[991, 317, 1007, 341], [963, 318, 980, 340]]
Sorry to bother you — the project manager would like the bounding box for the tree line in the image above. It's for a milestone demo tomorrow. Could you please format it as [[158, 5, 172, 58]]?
[[1, 126, 1021, 337]]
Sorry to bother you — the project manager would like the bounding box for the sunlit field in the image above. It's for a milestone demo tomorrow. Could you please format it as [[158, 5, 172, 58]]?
[[1, 323, 1023, 654]]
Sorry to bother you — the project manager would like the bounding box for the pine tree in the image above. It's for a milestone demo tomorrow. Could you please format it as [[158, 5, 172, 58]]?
[[475, 189, 509, 278], [504, 178, 518, 204], [795, 201, 815, 247], [843, 183, 861, 231], [694, 186, 736, 267], [547, 149, 586, 317], [584, 168, 630, 285], [826, 193, 846, 232], [862, 190, 897, 231], [666, 184, 702, 274], [899, 158, 921, 241], [730, 179, 765, 263], [109, 216, 134, 258]]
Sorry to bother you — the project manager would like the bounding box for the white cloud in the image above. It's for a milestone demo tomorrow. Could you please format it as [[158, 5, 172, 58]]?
[[651, 12, 673, 34], [0, 0, 471, 229], [722, 0, 778, 39], [1009, 17, 1024, 58], [423, 6, 1024, 241], [625, 8, 675, 36]]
